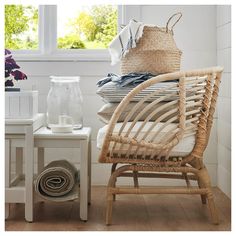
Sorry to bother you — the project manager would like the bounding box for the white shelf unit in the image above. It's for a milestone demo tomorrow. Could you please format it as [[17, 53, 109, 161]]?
[[5, 113, 45, 222], [33, 126, 91, 221]]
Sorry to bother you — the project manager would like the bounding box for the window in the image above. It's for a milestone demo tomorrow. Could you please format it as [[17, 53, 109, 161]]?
[[5, 5, 39, 50], [57, 5, 118, 49], [4, 4, 121, 60]]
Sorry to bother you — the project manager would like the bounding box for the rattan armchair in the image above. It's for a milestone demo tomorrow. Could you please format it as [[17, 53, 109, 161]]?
[[98, 67, 223, 225]]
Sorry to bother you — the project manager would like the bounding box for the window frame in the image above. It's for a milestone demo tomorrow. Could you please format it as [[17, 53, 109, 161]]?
[[9, 5, 125, 61]]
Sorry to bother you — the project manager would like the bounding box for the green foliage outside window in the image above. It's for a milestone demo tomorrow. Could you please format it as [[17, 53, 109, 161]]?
[[58, 35, 86, 49], [5, 5, 38, 50], [91, 5, 118, 47], [58, 5, 118, 49]]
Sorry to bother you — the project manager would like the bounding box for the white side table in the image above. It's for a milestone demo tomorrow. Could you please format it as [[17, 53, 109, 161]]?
[[34, 127, 92, 221], [5, 113, 45, 222]]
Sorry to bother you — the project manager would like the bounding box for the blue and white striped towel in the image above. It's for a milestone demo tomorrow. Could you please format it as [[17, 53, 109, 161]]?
[[108, 19, 144, 65]]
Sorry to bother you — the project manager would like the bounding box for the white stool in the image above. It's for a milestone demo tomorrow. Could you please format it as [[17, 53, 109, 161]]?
[[34, 127, 92, 221], [5, 114, 45, 222]]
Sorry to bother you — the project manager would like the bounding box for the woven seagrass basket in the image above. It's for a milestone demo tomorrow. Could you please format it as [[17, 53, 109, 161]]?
[[121, 13, 183, 75]]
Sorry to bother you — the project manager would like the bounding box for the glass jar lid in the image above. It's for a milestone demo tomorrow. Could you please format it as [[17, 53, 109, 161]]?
[[50, 76, 80, 84]]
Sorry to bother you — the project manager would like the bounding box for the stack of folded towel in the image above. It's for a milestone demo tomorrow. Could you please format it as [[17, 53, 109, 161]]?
[[96, 72, 180, 124]]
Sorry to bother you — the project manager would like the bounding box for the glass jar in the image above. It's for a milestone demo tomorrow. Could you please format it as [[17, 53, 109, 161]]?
[[47, 76, 83, 130]]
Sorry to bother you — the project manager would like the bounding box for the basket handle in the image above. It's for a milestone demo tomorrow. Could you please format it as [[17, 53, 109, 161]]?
[[166, 12, 182, 32]]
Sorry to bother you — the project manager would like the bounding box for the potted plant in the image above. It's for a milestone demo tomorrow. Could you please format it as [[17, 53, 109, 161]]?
[[5, 49, 27, 91], [5, 49, 38, 119]]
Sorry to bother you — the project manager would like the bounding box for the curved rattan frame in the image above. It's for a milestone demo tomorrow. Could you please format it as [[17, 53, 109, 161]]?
[[98, 67, 223, 225]]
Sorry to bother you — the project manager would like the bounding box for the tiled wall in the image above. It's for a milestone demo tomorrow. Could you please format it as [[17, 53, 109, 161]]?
[[138, 5, 218, 186], [216, 5, 231, 198]]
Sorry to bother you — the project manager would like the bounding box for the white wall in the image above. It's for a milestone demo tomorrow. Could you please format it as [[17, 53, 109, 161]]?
[[216, 5, 231, 198], [14, 5, 219, 186], [139, 5, 217, 70]]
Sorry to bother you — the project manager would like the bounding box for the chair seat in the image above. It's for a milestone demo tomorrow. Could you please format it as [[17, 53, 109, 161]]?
[[97, 122, 195, 157]]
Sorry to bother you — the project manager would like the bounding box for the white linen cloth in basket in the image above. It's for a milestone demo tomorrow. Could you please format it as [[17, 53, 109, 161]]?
[[108, 19, 144, 65]]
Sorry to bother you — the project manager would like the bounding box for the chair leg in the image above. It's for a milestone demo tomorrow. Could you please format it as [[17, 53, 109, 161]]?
[[206, 190, 219, 225], [197, 179, 207, 204], [106, 188, 113, 225], [106, 171, 117, 225], [106, 164, 132, 225], [182, 172, 191, 187], [111, 163, 117, 201], [133, 171, 139, 187], [198, 167, 219, 224]]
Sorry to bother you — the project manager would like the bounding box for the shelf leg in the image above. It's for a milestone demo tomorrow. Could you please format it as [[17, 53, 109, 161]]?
[[5, 139, 11, 220], [37, 147, 45, 174], [80, 139, 89, 221], [25, 126, 34, 222]]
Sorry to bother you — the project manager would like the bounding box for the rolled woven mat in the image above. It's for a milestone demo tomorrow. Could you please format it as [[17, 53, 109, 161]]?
[[35, 160, 79, 201]]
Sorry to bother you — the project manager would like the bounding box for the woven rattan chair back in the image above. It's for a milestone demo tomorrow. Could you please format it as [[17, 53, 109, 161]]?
[[99, 67, 223, 167]]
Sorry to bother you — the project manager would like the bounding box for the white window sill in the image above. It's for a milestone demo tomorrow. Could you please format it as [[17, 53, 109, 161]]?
[[13, 50, 111, 62]]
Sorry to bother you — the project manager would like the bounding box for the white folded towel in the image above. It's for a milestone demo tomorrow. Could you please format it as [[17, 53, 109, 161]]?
[[108, 19, 144, 65]]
